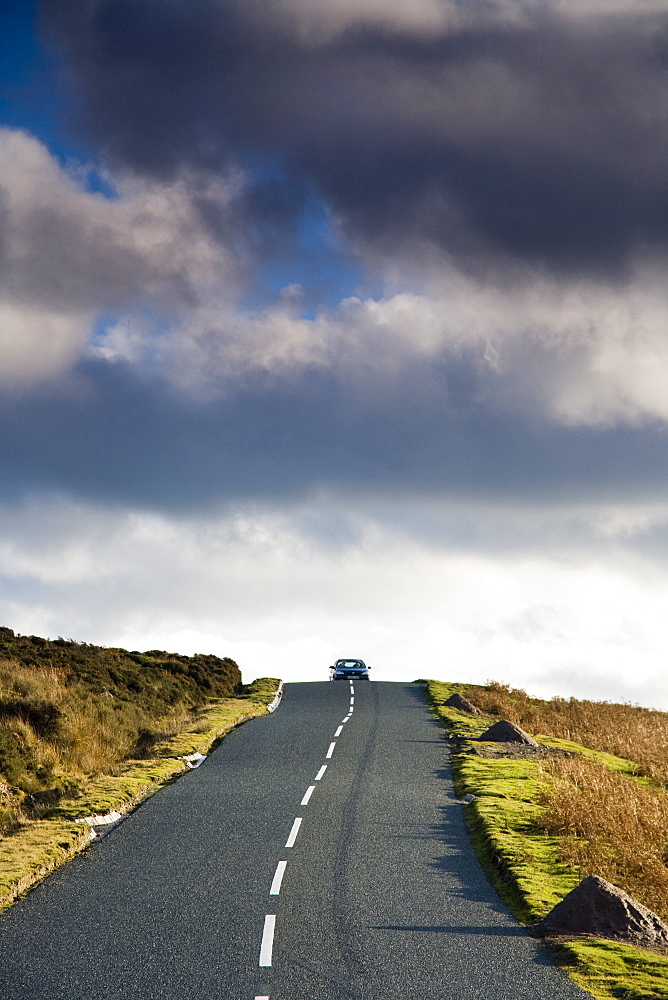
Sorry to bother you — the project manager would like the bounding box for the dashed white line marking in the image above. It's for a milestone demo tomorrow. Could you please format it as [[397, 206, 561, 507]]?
[[259, 915, 276, 966], [326, 742, 336, 759], [285, 817, 302, 848], [334, 725, 343, 737], [301, 785, 316, 806], [350, 699, 354, 707], [315, 765, 327, 780], [270, 860, 287, 895]]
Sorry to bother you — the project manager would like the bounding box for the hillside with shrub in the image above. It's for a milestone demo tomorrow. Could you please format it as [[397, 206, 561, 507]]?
[[0, 626, 253, 834]]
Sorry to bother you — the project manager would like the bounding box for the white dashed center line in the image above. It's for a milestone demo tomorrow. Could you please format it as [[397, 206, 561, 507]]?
[[259, 915, 276, 967], [300, 785, 316, 806], [269, 860, 287, 896], [285, 817, 302, 848], [256, 684, 361, 996]]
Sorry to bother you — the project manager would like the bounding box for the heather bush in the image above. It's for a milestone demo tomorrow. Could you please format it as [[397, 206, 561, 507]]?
[[0, 627, 242, 816]]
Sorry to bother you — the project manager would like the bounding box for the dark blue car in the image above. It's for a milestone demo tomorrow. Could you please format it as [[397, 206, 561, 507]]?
[[329, 658, 370, 680]]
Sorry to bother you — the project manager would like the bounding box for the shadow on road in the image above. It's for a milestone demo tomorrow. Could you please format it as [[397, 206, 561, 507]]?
[[371, 923, 524, 937]]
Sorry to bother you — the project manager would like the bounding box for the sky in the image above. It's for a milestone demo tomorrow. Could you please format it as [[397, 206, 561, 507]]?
[[1, 1, 668, 704]]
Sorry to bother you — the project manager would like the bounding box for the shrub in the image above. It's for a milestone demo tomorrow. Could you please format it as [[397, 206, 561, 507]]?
[[0, 628, 244, 808]]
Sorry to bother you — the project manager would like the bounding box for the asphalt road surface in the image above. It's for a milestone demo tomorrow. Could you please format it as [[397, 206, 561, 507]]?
[[0, 681, 590, 1000]]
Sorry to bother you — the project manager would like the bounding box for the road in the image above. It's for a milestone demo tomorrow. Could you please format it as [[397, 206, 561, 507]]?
[[0, 681, 590, 999]]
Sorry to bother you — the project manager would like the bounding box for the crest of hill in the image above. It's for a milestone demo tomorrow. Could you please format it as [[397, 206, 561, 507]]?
[[0, 626, 246, 819], [0, 626, 241, 711]]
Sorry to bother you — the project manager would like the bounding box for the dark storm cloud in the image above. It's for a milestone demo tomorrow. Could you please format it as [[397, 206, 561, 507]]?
[[1, 356, 667, 511], [40, 0, 668, 277]]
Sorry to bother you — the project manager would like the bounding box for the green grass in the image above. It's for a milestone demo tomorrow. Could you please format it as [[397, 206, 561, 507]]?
[[237, 677, 283, 707], [426, 680, 668, 1000], [554, 940, 668, 1000], [455, 753, 578, 921], [0, 684, 280, 913]]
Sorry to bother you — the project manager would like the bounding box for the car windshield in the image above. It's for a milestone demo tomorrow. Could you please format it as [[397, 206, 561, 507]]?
[[337, 660, 364, 668]]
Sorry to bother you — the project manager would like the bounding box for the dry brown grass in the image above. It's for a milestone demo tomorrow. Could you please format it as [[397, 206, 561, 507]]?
[[461, 681, 668, 783], [452, 681, 668, 919], [0, 661, 66, 702], [0, 655, 214, 828], [537, 755, 668, 921]]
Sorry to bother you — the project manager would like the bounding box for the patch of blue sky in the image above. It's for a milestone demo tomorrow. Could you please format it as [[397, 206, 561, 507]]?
[[241, 193, 371, 318], [0, 1, 117, 199], [90, 314, 121, 347], [235, 149, 368, 317]]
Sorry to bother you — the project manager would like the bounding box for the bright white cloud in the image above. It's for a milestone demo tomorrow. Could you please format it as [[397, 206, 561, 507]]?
[[0, 128, 242, 387], [422, 258, 668, 426], [2, 494, 668, 707], [0, 301, 91, 386], [156, 256, 668, 426]]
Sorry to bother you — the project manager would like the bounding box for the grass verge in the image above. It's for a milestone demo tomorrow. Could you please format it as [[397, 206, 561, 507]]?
[[425, 679, 668, 1000], [0, 685, 280, 914]]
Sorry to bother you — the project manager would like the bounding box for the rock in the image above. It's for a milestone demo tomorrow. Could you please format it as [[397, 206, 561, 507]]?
[[444, 693, 482, 715], [535, 876, 668, 949], [478, 719, 539, 746]]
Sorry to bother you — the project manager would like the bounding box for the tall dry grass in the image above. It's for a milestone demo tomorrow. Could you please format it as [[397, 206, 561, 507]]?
[[457, 682, 668, 919], [461, 681, 668, 783], [0, 657, 199, 814], [537, 755, 668, 921], [0, 632, 243, 833]]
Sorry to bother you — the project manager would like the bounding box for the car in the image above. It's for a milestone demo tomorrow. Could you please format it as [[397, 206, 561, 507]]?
[[329, 658, 370, 680]]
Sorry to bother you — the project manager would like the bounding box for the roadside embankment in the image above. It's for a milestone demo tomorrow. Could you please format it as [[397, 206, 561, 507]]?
[[0, 627, 281, 912], [0, 686, 280, 912], [425, 679, 668, 1000]]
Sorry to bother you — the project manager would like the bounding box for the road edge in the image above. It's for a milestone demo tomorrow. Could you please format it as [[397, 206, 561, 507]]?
[[0, 687, 281, 915]]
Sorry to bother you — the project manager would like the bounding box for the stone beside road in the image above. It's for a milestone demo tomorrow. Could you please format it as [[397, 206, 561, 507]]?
[[535, 875, 668, 951], [444, 693, 482, 715], [478, 719, 539, 747]]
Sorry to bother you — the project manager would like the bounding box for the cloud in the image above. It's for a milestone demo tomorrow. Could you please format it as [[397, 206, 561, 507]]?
[[10, 6, 665, 431], [100, 256, 668, 428], [41, 0, 668, 278], [3, 492, 668, 706], [5, 345, 668, 513], [4, 0, 663, 712], [0, 127, 242, 386], [0, 300, 91, 386], [4, 120, 668, 511]]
